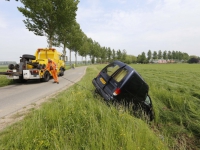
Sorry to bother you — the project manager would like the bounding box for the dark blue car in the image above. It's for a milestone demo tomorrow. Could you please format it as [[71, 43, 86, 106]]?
[[92, 61, 154, 121]]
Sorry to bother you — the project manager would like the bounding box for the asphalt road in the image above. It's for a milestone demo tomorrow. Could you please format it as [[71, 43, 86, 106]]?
[[0, 66, 87, 119]]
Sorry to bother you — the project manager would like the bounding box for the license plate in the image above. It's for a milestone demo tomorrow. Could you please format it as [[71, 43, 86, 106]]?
[[100, 77, 106, 84]]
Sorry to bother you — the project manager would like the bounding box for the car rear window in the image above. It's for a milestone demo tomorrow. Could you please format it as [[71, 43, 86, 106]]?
[[113, 68, 128, 82], [105, 64, 120, 76], [103, 63, 128, 82]]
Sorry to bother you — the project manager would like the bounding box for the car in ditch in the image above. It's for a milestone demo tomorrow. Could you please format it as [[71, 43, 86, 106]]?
[[92, 61, 154, 121]]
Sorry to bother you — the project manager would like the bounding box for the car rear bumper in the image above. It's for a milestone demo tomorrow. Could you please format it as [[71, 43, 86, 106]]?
[[92, 79, 112, 101]]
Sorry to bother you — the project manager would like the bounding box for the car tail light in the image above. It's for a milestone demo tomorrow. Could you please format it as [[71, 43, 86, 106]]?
[[113, 88, 121, 96]]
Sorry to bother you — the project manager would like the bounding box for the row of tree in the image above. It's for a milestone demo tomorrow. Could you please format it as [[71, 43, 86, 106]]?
[[137, 50, 200, 64], [17, 0, 129, 65], [18, 0, 198, 65], [137, 50, 190, 63]]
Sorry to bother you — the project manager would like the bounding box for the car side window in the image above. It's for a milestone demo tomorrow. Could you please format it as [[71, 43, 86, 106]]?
[[113, 68, 128, 82]]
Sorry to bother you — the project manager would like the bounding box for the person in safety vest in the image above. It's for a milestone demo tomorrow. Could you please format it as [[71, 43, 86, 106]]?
[[45, 59, 59, 84]]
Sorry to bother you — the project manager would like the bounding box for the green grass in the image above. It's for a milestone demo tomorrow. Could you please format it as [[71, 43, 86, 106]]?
[[0, 66, 15, 87], [0, 65, 167, 150], [0, 63, 200, 149], [130, 63, 200, 149]]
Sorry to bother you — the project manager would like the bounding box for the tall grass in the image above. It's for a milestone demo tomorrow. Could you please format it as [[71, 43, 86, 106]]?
[[0, 65, 167, 150], [130, 63, 200, 149]]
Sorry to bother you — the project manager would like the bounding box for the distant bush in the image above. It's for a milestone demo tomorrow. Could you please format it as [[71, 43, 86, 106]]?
[[188, 57, 199, 63], [0, 61, 16, 65]]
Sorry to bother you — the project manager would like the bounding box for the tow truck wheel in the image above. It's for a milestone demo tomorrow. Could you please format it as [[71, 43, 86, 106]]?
[[59, 67, 65, 76], [8, 64, 14, 70], [15, 64, 19, 70], [59, 69, 64, 76], [41, 71, 50, 82]]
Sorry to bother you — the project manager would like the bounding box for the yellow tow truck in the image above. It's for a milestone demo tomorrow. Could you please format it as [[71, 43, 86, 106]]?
[[0, 48, 67, 82]]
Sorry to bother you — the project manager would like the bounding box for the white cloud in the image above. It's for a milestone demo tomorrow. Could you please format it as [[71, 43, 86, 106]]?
[[77, 0, 200, 56], [164, 0, 181, 7], [0, 26, 47, 62], [147, 0, 153, 3], [117, 0, 127, 4], [0, 14, 7, 28]]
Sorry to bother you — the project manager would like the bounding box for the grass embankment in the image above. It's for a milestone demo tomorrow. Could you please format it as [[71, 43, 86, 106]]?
[[0, 65, 166, 150], [0, 66, 15, 87], [131, 63, 200, 149]]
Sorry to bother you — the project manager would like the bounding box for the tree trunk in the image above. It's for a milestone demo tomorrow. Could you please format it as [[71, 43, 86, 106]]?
[[82, 56, 83, 64], [69, 49, 72, 66], [63, 44, 66, 62], [75, 52, 77, 65], [48, 36, 53, 48]]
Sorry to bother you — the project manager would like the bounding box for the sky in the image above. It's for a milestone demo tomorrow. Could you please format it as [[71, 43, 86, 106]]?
[[0, 0, 200, 63]]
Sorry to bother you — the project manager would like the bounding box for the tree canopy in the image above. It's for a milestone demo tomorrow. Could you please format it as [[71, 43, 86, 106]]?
[[18, 0, 79, 48]]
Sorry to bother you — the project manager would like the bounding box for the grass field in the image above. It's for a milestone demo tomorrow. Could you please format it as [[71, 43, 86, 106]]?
[[0, 66, 15, 87], [130, 63, 200, 149], [0, 63, 200, 149]]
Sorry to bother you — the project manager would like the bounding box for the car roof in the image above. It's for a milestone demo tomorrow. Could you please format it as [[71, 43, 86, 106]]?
[[112, 60, 126, 66]]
